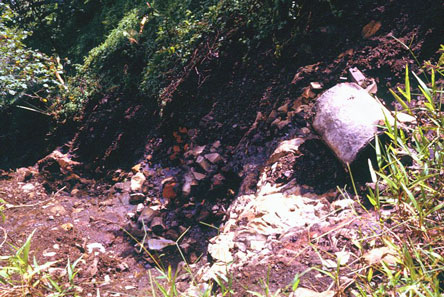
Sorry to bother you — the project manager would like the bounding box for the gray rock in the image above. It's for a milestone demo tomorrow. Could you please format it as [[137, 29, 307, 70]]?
[[137, 207, 159, 226], [313, 82, 395, 164], [150, 216, 166, 234], [205, 153, 223, 164], [131, 172, 146, 192]]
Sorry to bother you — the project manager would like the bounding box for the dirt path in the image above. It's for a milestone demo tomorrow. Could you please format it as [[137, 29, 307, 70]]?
[[0, 168, 153, 296]]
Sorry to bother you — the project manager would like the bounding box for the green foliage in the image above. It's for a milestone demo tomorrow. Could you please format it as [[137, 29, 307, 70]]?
[[0, 3, 60, 112], [8, 0, 137, 63], [0, 229, 83, 296], [361, 59, 444, 296]]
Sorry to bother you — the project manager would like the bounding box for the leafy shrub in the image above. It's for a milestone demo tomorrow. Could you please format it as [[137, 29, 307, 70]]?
[[0, 3, 60, 113]]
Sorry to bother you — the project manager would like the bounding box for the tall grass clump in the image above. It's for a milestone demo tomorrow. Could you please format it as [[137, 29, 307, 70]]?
[[357, 49, 443, 296]]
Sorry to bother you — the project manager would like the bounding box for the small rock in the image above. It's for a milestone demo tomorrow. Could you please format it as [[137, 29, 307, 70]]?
[[48, 268, 67, 278], [70, 188, 80, 196], [211, 173, 225, 187], [131, 172, 146, 192], [310, 82, 323, 90], [363, 247, 397, 266], [164, 229, 179, 240], [60, 223, 73, 231], [125, 286, 136, 290], [268, 138, 305, 164], [136, 203, 144, 213], [212, 140, 221, 149], [332, 198, 354, 210], [300, 127, 311, 135], [349, 67, 366, 86], [146, 238, 175, 250], [21, 183, 35, 193], [103, 274, 111, 285], [204, 153, 223, 164], [276, 119, 290, 130], [114, 182, 131, 193], [277, 103, 289, 113], [49, 204, 67, 216], [131, 163, 141, 173], [185, 145, 206, 158], [129, 193, 145, 204], [182, 173, 196, 197], [137, 207, 160, 226], [162, 180, 178, 200], [191, 169, 206, 181], [196, 156, 211, 172], [87, 242, 106, 254], [43, 251, 57, 257], [150, 216, 166, 234], [267, 110, 278, 123], [291, 288, 335, 297]]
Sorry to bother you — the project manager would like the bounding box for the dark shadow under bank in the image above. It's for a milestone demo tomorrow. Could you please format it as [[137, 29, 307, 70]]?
[[0, 107, 52, 169]]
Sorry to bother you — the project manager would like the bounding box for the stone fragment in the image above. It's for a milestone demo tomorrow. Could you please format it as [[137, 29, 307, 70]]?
[[136, 203, 144, 213], [87, 242, 106, 254], [129, 193, 145, 205], [211, 173, 225, 187], [187, 145, 206, 158], [267, 110, 278, 123], [349, 67, 366, 86], [362, 20, 381, 39], [363, 247, 397, 266], [114, 181, 131, 193], [196, 156, 211, 172], [150, 216, 165, 234], [191, 169, 206, 181], [164, 229, 179, 240], [208, 234, 235, 263], [277, 103, 289, 113], [291, 288, 335, 297], [162, 179, 178, 200], [137, 207, 160, 226], [131, 163, 141, 173], [276, 119, 290, 130], [310, 82, 323, 90], [268, 138, 305, 165], [49, 204, 67, 216], [182, 173, 196, 197], [331, 198, 354, 210], [146, 238, 175, 250], [131, 172, 146, 192], [60, 223, 73, 231], [22, 183, 35, 193], [204, 153, 222, 164], [43, 251, 57, 257]]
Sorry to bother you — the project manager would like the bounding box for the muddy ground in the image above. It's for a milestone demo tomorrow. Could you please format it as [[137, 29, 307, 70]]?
[[0, 0, 443, 296]]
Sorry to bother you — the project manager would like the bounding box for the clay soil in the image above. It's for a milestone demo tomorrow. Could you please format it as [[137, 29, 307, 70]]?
[[0, 0, 443, 296]]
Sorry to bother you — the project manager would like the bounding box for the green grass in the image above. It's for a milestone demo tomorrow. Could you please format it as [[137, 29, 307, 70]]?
[[0, 230, 83, 297]]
